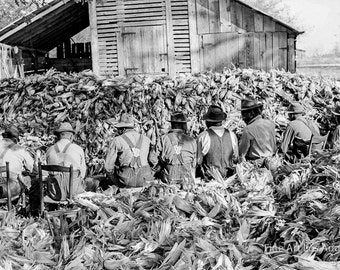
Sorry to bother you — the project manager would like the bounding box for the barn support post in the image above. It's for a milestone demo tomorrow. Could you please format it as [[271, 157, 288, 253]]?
[[188, 0, 200, 73], [165, 0, 175, 77], [287, 35, 296, 73], [89, 0, 99, 76]]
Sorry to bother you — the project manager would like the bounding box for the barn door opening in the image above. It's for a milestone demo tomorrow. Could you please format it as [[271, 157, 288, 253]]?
[[118, 25, 168, 76]]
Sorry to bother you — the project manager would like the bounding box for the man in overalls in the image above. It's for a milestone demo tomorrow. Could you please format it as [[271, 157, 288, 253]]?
[[105, 113, 153, 188], [281, 102, 320, 161], [197, 105, 238, 179], [0, 125, 34, 200], [149, 112, 196, 185], [45, 122, 86, 200]]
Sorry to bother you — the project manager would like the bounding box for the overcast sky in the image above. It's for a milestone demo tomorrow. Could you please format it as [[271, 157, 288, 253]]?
[[283, 0, 340, 55]]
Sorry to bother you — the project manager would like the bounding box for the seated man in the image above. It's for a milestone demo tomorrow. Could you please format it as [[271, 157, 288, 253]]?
[[0, 125, 34, 200], [45, 122, 87, 200], [105, 113, 154, 188], [149, 111, 196, 185], [197, 105, 238, 179], [281, 102, 320, 161], [239, 99, 277, 163]]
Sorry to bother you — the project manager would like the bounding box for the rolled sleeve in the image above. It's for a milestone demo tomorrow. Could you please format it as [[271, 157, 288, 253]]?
[[239, 131, 251, 159], [104, 140, 118, 173], [281, 125, 295, 154]]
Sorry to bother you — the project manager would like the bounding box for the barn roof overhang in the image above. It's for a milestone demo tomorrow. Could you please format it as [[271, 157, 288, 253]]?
[[0, 0, 89, 53], [237, 0, 304, 36]]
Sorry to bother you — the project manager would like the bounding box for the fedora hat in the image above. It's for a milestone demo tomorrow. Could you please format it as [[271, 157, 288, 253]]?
[[332, 105, 340, 116], [55, 122, 75, 134], [202, 105, 227, 122], [170, 112, 187, 123], [286, 102, 304, 114], [240, 99, 263, 111], [115, 113, 135, 128], [2, 125, 20, 139]]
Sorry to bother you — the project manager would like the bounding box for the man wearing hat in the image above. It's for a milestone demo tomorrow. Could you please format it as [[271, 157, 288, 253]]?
[[239, 99, 277, 161], [0, 125, 34, 200], [149, 111, 196, 185], [45, 122, 87, 198], [197, 105, 238, 179], [281, 102, 320, 160], [105, 113, 154, 188], [331, 105, 340, 149]]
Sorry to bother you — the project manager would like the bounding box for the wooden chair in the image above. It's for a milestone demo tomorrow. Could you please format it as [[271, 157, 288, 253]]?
[[38, 162, 75, 215], [308, 132, 329, 155], [0, 162, 11, 210]]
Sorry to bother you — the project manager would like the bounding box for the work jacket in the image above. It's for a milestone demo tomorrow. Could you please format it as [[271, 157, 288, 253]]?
[[239, 115, 277, 160], [281, 116, 320, 158]]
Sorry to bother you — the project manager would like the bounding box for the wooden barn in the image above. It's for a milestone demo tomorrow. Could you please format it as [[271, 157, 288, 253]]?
[[0, 0, 302, 77]]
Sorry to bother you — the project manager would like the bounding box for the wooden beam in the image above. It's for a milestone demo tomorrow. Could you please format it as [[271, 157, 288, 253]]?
[[165, 0, 175, 77], [0, 0, 73, 41], [89, 0, 100, 76], [188, 0, 200, 73], [287, 37, 295, 72]]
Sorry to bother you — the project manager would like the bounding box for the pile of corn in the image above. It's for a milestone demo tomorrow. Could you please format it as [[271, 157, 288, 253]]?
[[0, 68, 339, 174], [1, 149, 340, 269]]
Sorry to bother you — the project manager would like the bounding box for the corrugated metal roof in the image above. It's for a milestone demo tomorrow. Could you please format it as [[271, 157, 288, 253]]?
[[0, 0, 89, 52]]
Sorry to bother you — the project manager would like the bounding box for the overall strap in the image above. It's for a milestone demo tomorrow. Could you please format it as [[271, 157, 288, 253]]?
[[121, 134, 143, 168], [168, 133, 185, 165], [0, 143, 15, 161], [62, 142, 72, 154]]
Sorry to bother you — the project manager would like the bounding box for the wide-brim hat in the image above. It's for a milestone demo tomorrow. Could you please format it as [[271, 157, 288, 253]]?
[[239, 99, 263, 111], [115, 113, 135, 128], [202, 105, 227, 122], [286, 102, 304, 114], [170, 112, 187, 123], [2, 125, 20, 138], [55, 122, 75, 134], [332, 106, 340, 116]]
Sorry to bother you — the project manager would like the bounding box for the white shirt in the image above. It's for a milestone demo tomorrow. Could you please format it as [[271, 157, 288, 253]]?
[[0, 138, 34, 180], [197, 126, 239, 165], [46, 139, 86, 178]]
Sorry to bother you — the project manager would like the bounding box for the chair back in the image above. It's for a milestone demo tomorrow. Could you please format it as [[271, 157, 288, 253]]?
[[38, 162, 74, 214], [0, 162, 11, 210], [308, 132, 329, 155]]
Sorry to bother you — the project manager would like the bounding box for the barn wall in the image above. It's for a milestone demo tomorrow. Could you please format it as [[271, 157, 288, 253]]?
[[90, 0, 298, 76], [91, 0, 191, 77], [192, 0, 297, 72]]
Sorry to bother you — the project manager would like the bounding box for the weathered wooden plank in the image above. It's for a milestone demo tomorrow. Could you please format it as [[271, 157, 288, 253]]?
[[253, 33, 260, 69], [272, 32, 279, 69], [238, 34, 246, 68], [188, 0, 199, 73], [202, 34, 216, 70], [265, 32, 273, 71], [230, 1, 243, 30], [209, 0, 220, 33], [220, 0, 231, 32], [278, 31, 287, 70], [263, 15, 275, 32], [196, 0, 209, 34], [89, 0, 100, 75], [242, 5, 254, 32], [166, 0, 176, 76], [229, 33, 239, 68], [254, 13, 263, 32], [245, 33, 254, 68], [259, 32, 266, 70], [287, 37, 295, 72]]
